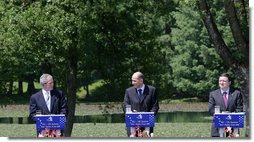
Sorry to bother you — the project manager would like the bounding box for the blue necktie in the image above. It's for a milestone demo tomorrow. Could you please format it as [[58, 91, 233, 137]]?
[[138, 89, 142, 98]]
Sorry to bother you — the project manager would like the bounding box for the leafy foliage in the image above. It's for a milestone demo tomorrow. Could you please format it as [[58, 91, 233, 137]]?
[[0, 0, 247, 100], [169, 2, 225, 99]]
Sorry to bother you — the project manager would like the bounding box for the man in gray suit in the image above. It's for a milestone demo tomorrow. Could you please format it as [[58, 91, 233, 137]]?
[[208, 73, 243, 137], [123, 71, 159, 137]]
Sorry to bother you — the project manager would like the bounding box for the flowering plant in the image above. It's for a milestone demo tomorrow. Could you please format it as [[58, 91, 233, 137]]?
[[130, 126, 151, 137], [38, 128, 62, 137], [224, 127, 239, 137]]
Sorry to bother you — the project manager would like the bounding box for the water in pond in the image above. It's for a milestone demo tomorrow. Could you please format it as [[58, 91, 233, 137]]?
[[0, 111, 211, 124]]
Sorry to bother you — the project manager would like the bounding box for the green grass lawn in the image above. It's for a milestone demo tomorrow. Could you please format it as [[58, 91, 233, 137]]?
[[0, 103, 248, 138], [76, 80, 105, 99], [0, 122, 247, 138]]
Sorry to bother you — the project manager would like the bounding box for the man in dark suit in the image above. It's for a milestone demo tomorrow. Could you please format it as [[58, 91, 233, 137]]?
[[29, 74, 68, 136], [123, 71, 159, 137], [208, 73, 243, 137]]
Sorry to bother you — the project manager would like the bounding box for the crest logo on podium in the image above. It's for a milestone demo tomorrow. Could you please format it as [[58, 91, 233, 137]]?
[[137, 114, 142, 119], [47, 116, 53, 121], [226, 115, 232, 120]]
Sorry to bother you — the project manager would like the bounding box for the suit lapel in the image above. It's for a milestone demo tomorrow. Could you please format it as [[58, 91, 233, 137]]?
[[227, 89, 234, 107], [131, 87, 140, 101], [140, 85, 148, 103], [50, 90, 56, 113], [39, 91, 50, 113], [217, 90, 226, 109]]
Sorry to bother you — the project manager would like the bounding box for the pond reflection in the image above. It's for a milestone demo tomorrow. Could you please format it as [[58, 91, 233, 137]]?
[[157, 111, 211, 123], [0, 111, 211, 124]]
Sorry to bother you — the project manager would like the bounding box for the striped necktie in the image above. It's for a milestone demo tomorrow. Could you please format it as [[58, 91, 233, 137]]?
[[46, 91, 51, 111]]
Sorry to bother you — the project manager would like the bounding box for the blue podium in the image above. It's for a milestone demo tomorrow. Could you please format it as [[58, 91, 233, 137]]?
[[126, 112, 154, 127], [36, 114, 66, 130], [214, 112, 245, 128], [125, 112, 154, 137], [36, 114, 66, 137], [214, 112, 245, 137]]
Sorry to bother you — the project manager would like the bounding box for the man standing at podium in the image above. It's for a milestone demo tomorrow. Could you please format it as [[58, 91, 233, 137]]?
[[29, 74, 68, 136], [123, 71, 159, 137], [208, 73, 243, 137]]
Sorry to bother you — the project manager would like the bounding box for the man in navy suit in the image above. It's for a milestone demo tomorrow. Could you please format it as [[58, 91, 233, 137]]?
[[123, 71, 159, 137], [29, 74, 68, 136], [208, 73, 243, 137]]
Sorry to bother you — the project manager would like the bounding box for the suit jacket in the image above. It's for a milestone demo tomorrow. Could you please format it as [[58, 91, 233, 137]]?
[[123, 84, 159, 136], [29, 89, 68, 122], [123, 84, 159, 114], [208, 88, 243, 137]]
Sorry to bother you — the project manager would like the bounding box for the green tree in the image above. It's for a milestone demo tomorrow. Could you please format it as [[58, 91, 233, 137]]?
[[0, 0, 39, 95], [81, 0, 177, 101], [170, 1, 225, 100], [0, 0, 84, 136], [197, 0, 249, 137]]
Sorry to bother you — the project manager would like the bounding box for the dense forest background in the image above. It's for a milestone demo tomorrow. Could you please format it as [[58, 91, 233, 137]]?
[[0, 0, 249, 137]]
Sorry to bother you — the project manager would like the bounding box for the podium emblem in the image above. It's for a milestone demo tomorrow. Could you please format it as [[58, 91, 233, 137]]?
[[214, 112, 245, 128], [126, 112, 154, 127], [36, 114, 66, 130]]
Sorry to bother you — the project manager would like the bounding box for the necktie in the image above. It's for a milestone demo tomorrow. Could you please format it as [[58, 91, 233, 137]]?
[[223, 92, 227, 107], [46, 91, 51, 111], [138, 89, 142, 98]]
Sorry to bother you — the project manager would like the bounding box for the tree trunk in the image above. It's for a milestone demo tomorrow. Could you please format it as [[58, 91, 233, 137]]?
[[224, 0, 248, 60], [17, 80, 23, 95], [223, 0, 249, 136], [65, 50, 78, 137], [197, 0, 249, 137], [41, 59, 52, 75], [27, 78, 35, 95], [233, 66, 249, 137], [7, 81, 13, 95], [85, 84, 89, 98], [65, 31, 78, 137]]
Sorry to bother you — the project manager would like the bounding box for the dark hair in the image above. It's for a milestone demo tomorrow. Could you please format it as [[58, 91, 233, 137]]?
[[220, 73, 231, 82]]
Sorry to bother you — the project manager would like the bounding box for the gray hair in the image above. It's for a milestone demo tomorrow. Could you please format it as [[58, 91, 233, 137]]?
[[133, 71, 144, 79], [40, 74, 53, 84]]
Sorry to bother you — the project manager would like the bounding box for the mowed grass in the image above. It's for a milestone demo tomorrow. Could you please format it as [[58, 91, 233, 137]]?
[[76, 80, 105, 99], [0, 103, 248, 138], [0, 81, 248, 138], [0, 122, 247, 138], [0, 123, 211, 138]]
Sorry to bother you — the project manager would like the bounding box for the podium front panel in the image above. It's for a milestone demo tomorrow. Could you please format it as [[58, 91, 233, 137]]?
[[125, 112, 154, 127], [36, 114, 66, 130], [214, 112, 245, 128]]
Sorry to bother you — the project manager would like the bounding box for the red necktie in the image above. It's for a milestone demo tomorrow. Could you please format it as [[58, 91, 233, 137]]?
[[223, 92, 228, 107]]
